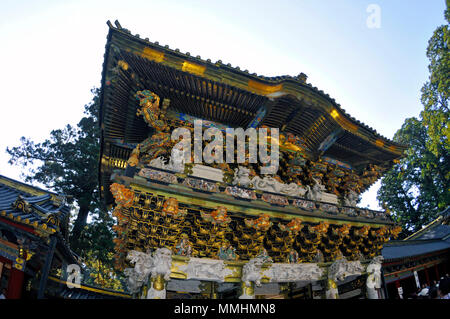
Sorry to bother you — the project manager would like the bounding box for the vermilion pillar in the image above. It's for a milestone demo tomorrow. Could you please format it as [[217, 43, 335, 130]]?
[[7, 267, 24, 299]]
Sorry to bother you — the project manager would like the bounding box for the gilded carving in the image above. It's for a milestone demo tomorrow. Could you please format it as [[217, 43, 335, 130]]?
[[110, 183, 134, 208], [11, 195, 32, 214], [218, 240, 238, 261], [173, 234, 193, 257], [244, 214, 272, 231], [278, 218, 303, 235], [201, 206, 231, 226], [308, 221, 330, 236], [162, 198, 187, 218], [286, 249, 300, 263], [389, 226, 402, 239]]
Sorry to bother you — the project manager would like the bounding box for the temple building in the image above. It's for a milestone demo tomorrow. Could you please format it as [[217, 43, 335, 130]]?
[[382, 207, 450, 299], [0, 174, 76, 298], [99, 20, 406, 299], [0, 174, 131, 299]]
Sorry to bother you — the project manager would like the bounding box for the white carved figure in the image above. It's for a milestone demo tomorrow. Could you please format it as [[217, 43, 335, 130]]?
[[251, 176, 307, 197], [312, 177, 327, 191], [124, 250, 154, 294], [241, 256, 266, 287], [232, 166, 252, 188], [147, 286, 167, 299], [344, 190, 359, 207], [306, 178, 325, 201], [251, 176, 280, 193], [167, 146, 185, 173], [305, 178, 338, 204], [123, 268, 145, 294], [239, 255, 268, 300], [231, 167, 310, 197], [366, 256, 384, 299], [263, 263, 323, 283], [328, 257, 364, 282], [127, 250, 153, 278], [149, 146, 185, 173], [179, 258, 233, 282], [149, 156, 166, 169], [279, 181, 307, 197], [124, 248, 173, 299], [151, 247, 173, 280]]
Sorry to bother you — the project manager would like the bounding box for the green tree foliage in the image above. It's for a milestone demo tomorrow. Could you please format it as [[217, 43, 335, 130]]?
[[82, 250, 127, 291], [6, 89, 116, 269], [420, 1, 450, 157], [378, 4, 450, 238], [378, 118, 449, 237]]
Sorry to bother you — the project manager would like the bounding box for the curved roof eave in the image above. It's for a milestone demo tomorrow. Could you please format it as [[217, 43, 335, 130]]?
[[103, 20, 407, 156]]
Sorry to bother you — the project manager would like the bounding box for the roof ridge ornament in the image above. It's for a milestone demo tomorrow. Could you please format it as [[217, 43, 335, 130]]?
[[53, 194, 67, 207], [296, 72, 308, 83], [11, 195, 32, 214]]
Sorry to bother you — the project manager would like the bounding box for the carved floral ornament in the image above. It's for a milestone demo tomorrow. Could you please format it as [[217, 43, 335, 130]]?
[[390, 225, 402, 238], [332, 223, 351, 237], [278, 217, 303, 235], [308, 221, 330, 236], [244, 213, 273, 231], [201, 206, 231, 226], [354, 225, 370, 237], [110, 183, 134, 208], [162, 197, 187, 218]]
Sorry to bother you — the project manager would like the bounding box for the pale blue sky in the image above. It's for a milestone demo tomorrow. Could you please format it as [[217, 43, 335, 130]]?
[[0, 0, 446, 209]]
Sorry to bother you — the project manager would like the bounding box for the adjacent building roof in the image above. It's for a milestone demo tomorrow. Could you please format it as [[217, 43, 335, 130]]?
[[382, 240, 450, 260], [0, 174, 71, 238], [382, 208, 450, 262]]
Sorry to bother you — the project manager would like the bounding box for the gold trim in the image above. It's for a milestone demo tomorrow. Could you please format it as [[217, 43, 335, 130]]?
[[182, 61, 206, 75], [330, 108, 358, 133], [375, 139, 385, 148], [48, 276, 131, 298], [0, 177, 48, 197], [141, 47, 164, 63], [403, 216, 443, 240], [248, 80, 283, 95]]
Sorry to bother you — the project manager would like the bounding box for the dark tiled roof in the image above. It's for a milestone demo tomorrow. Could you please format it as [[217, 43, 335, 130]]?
[[382, 240, 450, 260], [413, 224, 450, 241], [382, 208, 450, 261], [0, 174, 71, 237]]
